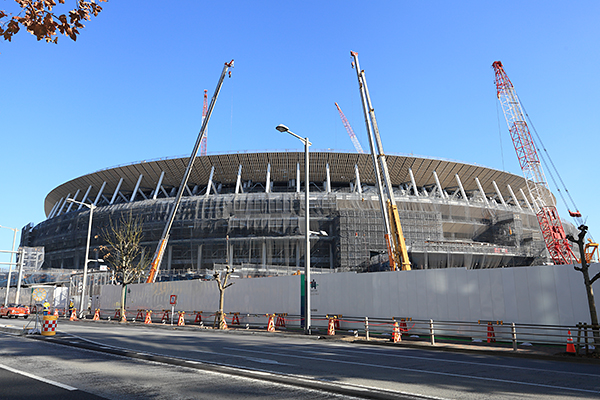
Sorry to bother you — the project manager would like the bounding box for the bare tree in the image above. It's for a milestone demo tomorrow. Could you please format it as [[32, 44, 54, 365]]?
[[567, 224, 600, 352], [1, 0, 106, 43], [213, 265, 234, 330], [100, 212, 149, 323]]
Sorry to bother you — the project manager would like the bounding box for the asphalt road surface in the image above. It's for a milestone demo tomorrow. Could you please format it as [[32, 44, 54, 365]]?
[[1, 318, 599, 399]]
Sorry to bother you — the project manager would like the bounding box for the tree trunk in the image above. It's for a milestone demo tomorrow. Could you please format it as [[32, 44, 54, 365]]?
[[581, 267, 600, 349], [572, 226, 600, 352], [120, 284, 127, 323], [217, 286, 226, 329]]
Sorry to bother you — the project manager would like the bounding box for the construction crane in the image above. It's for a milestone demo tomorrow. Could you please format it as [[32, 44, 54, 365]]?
[[492, 61, 575, 265], [335, 102, 365, 153], [200, 89, 208, 157], [350, 51, 411, 271], [146, 60, 234, 283]]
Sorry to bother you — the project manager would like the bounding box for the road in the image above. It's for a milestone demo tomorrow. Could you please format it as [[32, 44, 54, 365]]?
[[1, 317, 600, 399]]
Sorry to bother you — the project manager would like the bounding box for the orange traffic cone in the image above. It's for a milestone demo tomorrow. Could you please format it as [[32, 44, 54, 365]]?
[[93, 309, 100, 321], [392, 321, 401, 343], [327, 317, 335, 336], [487, 322, 496, 343], [267, 314, 275, 332], [54, 309, 59, 317], [566, 330, 576, 354], [144, 310, 152, 324], [70, 309, 78, 321], [177, 312, 185, 326]]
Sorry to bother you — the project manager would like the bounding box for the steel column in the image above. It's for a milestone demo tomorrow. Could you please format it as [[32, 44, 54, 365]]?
[[93, 181, 107, 206], [455, 174, 468, 203], [110, 178, 124, 205]]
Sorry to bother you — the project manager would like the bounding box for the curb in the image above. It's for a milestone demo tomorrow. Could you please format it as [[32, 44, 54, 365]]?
[[57, 317, 600, 364]]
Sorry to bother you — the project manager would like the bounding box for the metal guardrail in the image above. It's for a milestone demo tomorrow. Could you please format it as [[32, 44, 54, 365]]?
[[69, 308, 598, 354]]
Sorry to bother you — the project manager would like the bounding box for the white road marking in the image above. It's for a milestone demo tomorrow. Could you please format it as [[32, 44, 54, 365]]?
[[0, 363, 77, 391], [224, 347, 600, 394], [298, 345, 600, 378]]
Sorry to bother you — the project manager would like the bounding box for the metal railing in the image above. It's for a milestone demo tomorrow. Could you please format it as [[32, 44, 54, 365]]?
[[71, 308, 598, 354]]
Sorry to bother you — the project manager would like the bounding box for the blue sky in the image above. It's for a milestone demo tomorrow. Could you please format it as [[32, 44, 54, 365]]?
[[1, 1, 598, 268]]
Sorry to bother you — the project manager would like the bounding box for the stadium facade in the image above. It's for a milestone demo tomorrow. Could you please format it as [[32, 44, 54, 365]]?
[[20, 151, 572, 279]]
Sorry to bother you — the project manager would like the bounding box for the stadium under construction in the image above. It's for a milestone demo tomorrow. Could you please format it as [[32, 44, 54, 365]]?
[[19, 150, 575, 280]]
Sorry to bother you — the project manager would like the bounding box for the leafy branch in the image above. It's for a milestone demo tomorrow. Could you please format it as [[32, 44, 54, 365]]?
[[1, 0, 106, 43]]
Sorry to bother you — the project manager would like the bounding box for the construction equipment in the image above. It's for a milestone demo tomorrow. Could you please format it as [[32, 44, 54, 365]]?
[[585, 239, 599, 264], [350, 51, 410, 271], [200, 89, 208, 157], [335, 102, 365, 153], [492, 61, 575, 264], [146, 60, 234, 283]]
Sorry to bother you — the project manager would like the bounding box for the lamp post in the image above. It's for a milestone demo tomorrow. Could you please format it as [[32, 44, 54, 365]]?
[[66, 199, 96, 317], [0, 225, 18, 305], [276, 124, 312, 334]]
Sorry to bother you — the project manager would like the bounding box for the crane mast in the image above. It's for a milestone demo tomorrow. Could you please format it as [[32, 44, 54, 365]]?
[[146, 60, 234, 283], [350, 51, 411, 271], [492, 61, 574, 265], [200, 89, 208, 157], [335, 102, 365, 153]]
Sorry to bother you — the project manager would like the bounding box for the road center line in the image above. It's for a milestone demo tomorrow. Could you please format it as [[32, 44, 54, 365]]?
[[223, 347, 600, 394], [0, 363, 77, 391]]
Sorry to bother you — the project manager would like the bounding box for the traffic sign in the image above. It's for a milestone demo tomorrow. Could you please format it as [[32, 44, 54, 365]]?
[[170, 295, 177, 305]]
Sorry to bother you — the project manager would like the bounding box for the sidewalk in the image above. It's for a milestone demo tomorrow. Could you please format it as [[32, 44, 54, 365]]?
[[67, 317, 600, 363], [3, 318, 599, 364]]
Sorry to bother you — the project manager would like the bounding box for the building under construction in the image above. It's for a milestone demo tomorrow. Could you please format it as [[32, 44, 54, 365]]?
[[19, 150, 575, 279]]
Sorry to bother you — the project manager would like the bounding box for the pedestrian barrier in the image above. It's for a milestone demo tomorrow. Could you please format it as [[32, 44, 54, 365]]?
[[144, 310, 152, 324], [194, 311, 203, 324], [326, 315, 340, 336], [86, 308, 594, 354], [42, 314, 58, 336], [399, 317, 411, 332], [93, 309, 100, 321], [136, 309, 145, 321], [275, 313, 287, 328], [177, 311, 185, 326], [161, 310, 170, 324], [266, 314, 275, 332]]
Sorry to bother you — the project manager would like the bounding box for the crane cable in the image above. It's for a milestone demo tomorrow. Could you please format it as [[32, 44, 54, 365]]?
[[518, 96, 587, 231]]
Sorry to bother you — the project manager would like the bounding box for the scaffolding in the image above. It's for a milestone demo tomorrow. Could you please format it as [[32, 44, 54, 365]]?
[[25, 186, 560, 275]]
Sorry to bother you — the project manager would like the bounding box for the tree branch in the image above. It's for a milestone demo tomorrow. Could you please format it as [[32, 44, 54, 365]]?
[[1, 0, 106, 43], [591, 272, 600, 285]]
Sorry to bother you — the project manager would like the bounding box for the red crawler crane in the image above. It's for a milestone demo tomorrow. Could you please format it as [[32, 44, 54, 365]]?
[[335, 102, 364, 153], [492, 61, 575, 264], [200, 89, 208, 157]]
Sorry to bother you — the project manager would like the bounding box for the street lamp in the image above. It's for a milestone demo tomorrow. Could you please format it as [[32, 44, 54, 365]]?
[[275, 124, 313, 334], [0, 225, 18, 306], [66, 198, 97, 317]]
